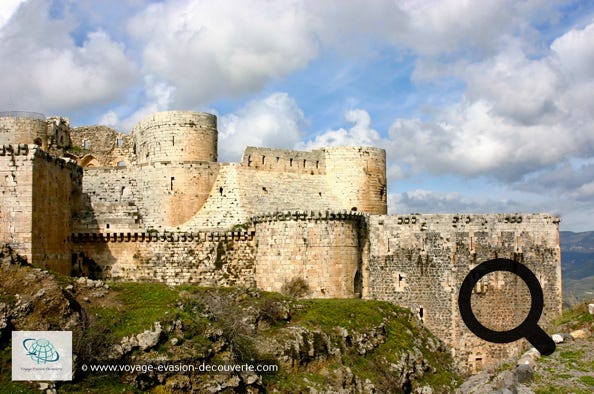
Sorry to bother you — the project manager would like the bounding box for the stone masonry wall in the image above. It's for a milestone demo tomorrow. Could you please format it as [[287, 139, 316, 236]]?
[[242, 147, 326, 174], [0, 144, 81, 273], [69, 125, 134, 167], [71, 230, 256, 287], [133, 111, 217, 165], [0, 115, 47, 147], [74, 166, 142, 233], [0, 145, 36, 259], [365, 213, 561, 373], [323, 147, 387, 214], [253, 211, 365, 298]]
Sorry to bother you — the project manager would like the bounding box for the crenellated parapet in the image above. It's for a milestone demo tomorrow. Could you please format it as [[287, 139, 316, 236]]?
[[71, 229, 255, 243], [249, 209, 366, 224], [241, 147, 326, 174]]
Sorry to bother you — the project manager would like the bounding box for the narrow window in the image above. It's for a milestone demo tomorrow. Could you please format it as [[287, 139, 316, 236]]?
[[303, 159, 306, 168], [419, 307, 424, 319], [316, 161, 319, 169], [247, 155, 252, 167], [290, 158, 293, 167], [106, 223, 110, 229], [170, 177, 175, 191], [219, 187, 223, 196], [262, 155, 266, 165], [172, 136, 175, 146], [276, 157, 280, 163], [116, 137, 123, 147]]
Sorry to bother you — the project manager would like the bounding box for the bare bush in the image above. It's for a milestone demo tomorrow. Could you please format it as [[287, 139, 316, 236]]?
[[281, 277, 310, 298]]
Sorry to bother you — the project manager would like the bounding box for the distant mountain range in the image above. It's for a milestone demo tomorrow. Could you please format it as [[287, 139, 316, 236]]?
[[560, 231, 594, 305]]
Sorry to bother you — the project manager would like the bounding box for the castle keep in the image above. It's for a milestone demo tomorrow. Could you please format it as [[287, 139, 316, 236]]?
[[0, 110, 562, 372]]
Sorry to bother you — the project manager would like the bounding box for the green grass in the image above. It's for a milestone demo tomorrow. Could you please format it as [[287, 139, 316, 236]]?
[[90, 282, 180, 339], [580, 376, 594, 386], [0, 346, 40, 394], [552, 303, 594, 331], [293, 298, 399, 331]]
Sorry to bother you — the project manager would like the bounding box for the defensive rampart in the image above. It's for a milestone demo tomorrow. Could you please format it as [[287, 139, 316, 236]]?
[[0, 144, 82, 273], [252, 210, 366, 298], [71, 230, 256, 287], [364, 213, 561, 373]]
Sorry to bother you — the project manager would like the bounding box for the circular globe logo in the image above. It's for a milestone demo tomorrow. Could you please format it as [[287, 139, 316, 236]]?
[[22, 338, 60, 364]]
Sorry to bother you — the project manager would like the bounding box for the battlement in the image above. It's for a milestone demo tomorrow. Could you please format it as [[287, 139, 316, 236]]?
[[250, 209, 366, 224], [373, 213, 561, 230], [0, 144, 81, 173], [242, 147, 326, 174], [0, 144, 31, 156], [71, 229, 255, 243]]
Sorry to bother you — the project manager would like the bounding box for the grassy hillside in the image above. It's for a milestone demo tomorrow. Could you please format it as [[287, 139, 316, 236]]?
[[0, 254, 461, 393]]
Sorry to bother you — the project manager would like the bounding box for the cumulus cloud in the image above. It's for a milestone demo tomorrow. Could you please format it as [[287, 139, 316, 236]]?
[[218, 93, 306, 162], [128, 0, 317, 108], [0, 0, 137, 114], [297, 109, 384, 150], [0, 0, 25, 29], [387, 20, 594, 185], [389, 189, 524, 215]]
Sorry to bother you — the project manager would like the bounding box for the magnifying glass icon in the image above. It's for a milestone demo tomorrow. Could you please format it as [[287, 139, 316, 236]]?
[[458, 258, 556, 356]]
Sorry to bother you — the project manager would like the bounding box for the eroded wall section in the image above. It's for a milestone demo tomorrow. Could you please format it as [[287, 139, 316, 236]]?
[[71, 230, 255, 287]]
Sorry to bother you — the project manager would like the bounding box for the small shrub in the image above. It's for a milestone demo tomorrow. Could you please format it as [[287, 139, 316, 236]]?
[[281, 277, 310, 298]]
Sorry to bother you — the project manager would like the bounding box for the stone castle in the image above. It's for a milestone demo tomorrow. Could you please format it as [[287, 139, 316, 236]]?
[[0, 110, 562, 373]]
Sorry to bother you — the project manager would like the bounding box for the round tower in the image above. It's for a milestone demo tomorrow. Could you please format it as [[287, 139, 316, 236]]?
[[131, 111, 219, 228], [253, 211, 364, 298], [323, 146, 387, 214], [133, 111, 217, 165], [0, 111, 47, 148]]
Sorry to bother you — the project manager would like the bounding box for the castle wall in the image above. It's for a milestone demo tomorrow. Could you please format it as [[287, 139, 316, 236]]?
[[181, 164, 250, 230], [365, 213, 561, 373], [241, 147, 326, 174], [133, 111, 217, 165], [1, 145, 36, 259], [71, 231, 256, 287], [136, 162, 219, 227], [252, 211, 365, 298], [0, 114, 47, 148], [73, 167, 142, 232], [323, 147, 387, 214], [69, 125, 134, 167], [0, 144, 81, 273]]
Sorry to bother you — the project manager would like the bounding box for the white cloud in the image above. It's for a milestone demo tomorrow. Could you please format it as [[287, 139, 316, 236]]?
[[128, 0, 317, 108], [388, 189, 523, 215], [218, 93, 306, 162], [0, 0, 137, 114], [298, 109, 383, 150], [387, 19, 594, 184], [0, 0, 25, 29]]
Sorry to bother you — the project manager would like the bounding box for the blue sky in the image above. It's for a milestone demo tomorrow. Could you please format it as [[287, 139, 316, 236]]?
[[1, 0, 594, 231]]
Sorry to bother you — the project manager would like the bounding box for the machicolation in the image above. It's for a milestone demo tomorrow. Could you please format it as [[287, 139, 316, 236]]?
[[0, 110, 562, 373]]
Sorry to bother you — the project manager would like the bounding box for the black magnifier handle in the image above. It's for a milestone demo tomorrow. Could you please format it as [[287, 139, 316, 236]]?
[[525, 325, 556, 355]]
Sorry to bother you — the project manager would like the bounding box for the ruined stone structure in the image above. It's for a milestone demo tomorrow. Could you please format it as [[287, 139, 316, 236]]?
[[0, 110, 562, 373]]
